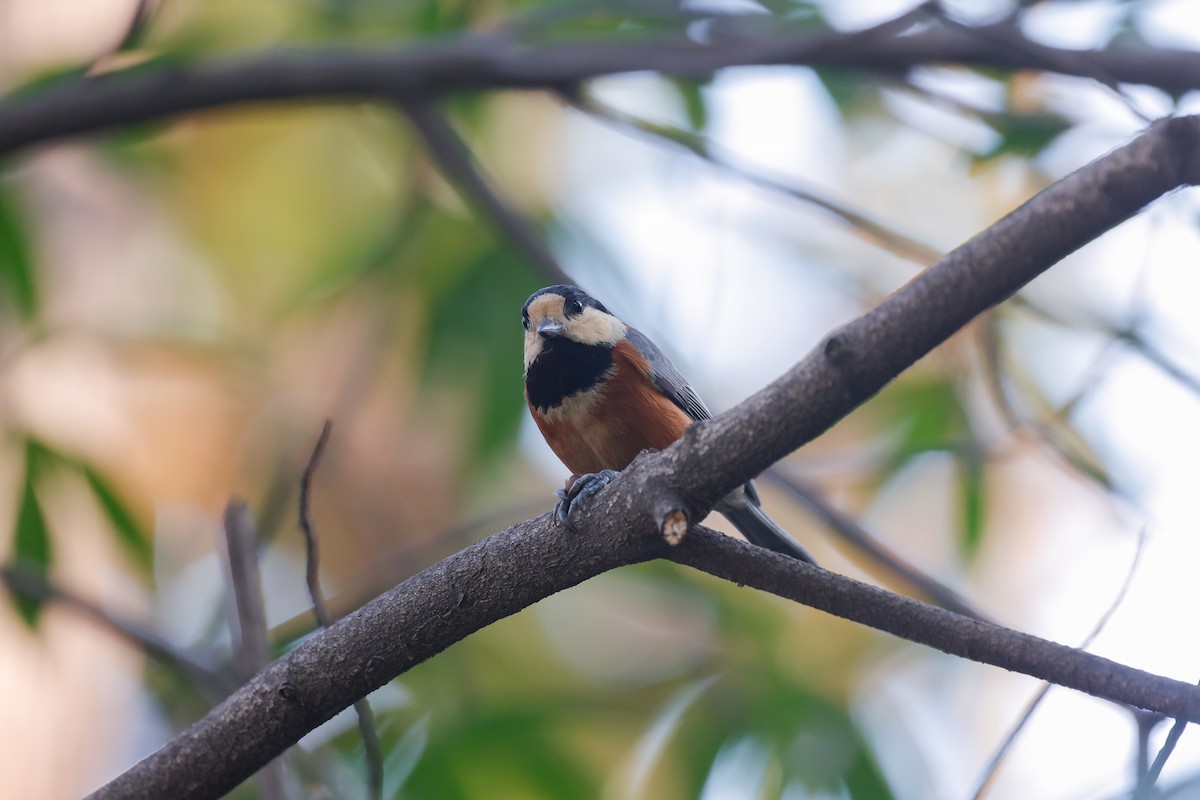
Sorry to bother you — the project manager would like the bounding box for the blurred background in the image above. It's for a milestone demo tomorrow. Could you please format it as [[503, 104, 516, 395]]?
[[3, 0, 1200, 797]]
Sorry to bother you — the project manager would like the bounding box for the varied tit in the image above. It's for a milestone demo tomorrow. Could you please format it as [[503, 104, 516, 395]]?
[[522, 284, 817, 565]]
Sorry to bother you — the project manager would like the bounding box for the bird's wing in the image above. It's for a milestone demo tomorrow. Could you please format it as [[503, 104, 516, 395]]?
[[625, 326, 712, 423]]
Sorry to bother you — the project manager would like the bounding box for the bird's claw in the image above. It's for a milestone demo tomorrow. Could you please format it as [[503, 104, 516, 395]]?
[[554, 470, 620, 528]]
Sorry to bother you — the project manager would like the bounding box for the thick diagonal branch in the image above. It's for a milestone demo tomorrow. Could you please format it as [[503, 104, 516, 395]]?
[[87, 116, 1200, 800]]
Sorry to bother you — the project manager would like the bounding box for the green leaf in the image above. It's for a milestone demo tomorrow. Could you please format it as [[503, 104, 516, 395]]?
[[0, 183, 38, 321], [82, 467, 154, 574], [14, 440, 153, 576], [887, 377, 968, 460], [11, 443, 52, 627], [958, 450, 987, 559], [843, 734, 895, 800], [812, 67, 878, 118], [406, 705, 599, 799], [672, 78, 710, 133], [382, 713, 431, 799], [976, 112, 1071, 163]]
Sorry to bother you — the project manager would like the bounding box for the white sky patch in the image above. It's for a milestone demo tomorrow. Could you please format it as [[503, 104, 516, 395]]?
[[706, 67, 845, 189], [1138, 0, 1200, 49], [680, 0, 770, 16], [907, 66, 1008, 113], [813, 0, 925, 29], [881, 88, 1001, 155], [1020, 0, 1128, 49], [699, 737, 772, 800]]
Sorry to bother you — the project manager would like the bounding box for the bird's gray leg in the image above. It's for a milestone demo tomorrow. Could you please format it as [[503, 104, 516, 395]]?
[[553, 470, 620, 528]]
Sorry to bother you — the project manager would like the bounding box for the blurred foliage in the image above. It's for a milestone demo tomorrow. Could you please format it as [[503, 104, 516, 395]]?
[[11, 441, 52, 627], [80, 464, 156, 574], [0, 0, 1164, 798], [872, 376, 988, 560], [0, 183, 38, 322], [976, 111, 1073, 164]]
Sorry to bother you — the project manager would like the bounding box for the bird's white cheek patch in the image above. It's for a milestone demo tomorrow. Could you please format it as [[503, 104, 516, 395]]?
[[570, 309, 626, 346]]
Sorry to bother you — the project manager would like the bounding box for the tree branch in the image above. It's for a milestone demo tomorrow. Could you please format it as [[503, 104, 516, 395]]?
[[224, 501, 271, 679], [223, 501, 294, 800], [4, 20, 1200, 158], [570, 90, 944, 267], [296, 421, 383, 800], [764, 470, 983, 620], [0, 563, 231, 699], [404, 100, 574, 285], [87, 115, 1200, 799]]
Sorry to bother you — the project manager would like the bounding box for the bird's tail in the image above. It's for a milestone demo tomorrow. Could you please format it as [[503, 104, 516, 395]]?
[[717, 488, 818, 565]]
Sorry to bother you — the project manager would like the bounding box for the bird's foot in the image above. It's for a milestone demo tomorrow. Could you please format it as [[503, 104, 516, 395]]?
[[554, 470, 620, 528]]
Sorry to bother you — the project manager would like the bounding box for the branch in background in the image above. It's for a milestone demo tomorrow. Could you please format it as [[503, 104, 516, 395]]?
[[86, 115, 1200, 800], [978, 312, 1117, 495], [298, 421, 334, 630], [223, 501, 294, 800], [1137, 697, 1194, 796], [404, 100, 574, 285], [0, 563, 231, 699], [269, 496, 549, 650], [763, 469, 984, 620], [1133, 710, 1169, 797], [297, 421, 382, 800], [570, 91, 945, 268], [971, 526, 1148, 799], [1013, 295, 1200, 400], [923, 5, 1155, 124], [224, 501, 271, 678], [5, 15, 1200, 157]]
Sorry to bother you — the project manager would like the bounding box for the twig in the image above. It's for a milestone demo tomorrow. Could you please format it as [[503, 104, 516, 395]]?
[[404, 100, 574, 285], [297, 421, 383, 800], [224, 500, 270, 677], [299, 421, 333, 629], [1134, 710, 1167, 792], [570, 90, 945, 267], [1013, 295, 1200, 400], [764, 470, 985, 620], [269, 496, 549, 650], [978, 311, 1117, 494], [972, 525, 1148, 799], [223, 501, 294, 800], [1137, 702, 1193, 796], [0, 562, 230, 699], [924, 4, 1157, 125]]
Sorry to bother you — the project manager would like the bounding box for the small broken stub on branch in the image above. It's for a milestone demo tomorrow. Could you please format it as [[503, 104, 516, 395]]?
[[660, 509, 688, 545]]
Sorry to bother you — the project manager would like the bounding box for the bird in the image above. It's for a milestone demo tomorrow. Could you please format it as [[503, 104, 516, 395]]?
[[521, 284, 817, 565]]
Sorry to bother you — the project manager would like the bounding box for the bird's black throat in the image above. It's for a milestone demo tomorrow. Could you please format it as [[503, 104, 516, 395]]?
[[525, 338, 614, 412]]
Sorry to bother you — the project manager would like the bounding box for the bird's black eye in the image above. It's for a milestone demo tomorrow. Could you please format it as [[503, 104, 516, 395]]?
[[565, 297, 584, 317], [521, 310, 530, 331]]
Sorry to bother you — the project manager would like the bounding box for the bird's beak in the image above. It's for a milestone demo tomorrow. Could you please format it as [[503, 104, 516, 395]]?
[[537, 319, 565, 339]]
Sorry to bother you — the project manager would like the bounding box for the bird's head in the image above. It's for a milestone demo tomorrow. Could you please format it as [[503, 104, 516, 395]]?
[[521, 285, 626, 370]]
